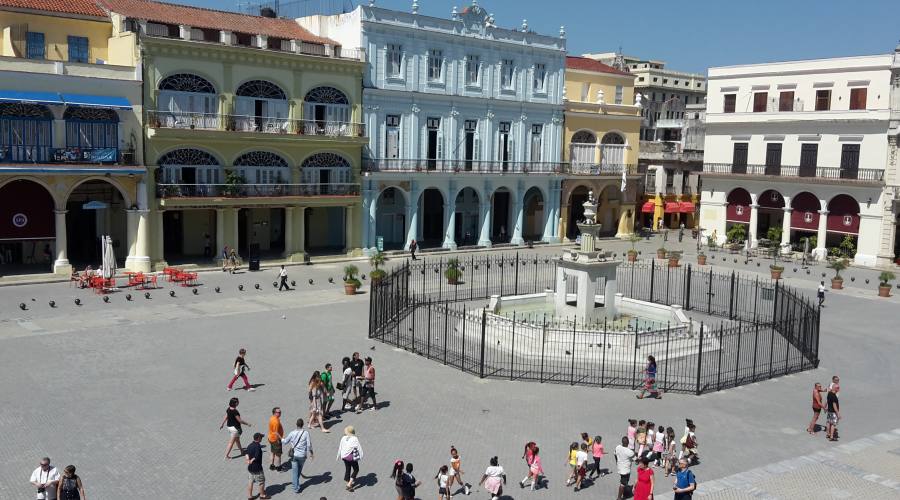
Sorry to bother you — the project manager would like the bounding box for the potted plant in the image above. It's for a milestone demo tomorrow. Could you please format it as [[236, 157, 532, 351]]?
[[697, 251, 707, 266], [343, 264, 361, 295], [668, 251, 681, 268], [627, 233, 641, 262], [223, 170, 246, 197], [766, 238, 783, 280], [444, 257, 462, 285], [828, 259, 848, 290], [369, 251, 387, 284], [878, 271, 895, 297], [725, 224, 746, 251], [656, 245, 667, 260], [839, 235, 856, 259]]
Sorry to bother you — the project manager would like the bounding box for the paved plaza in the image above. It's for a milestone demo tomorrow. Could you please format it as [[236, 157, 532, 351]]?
[[1, 241, 898, 499]]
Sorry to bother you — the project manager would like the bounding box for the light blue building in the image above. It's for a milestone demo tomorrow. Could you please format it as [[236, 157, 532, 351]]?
[[299, 1, 567, 251]]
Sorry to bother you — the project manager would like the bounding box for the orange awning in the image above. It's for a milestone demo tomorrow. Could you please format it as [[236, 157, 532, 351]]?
[[664, 202, 681, 213], [679, 201, 695, 213], [641, 201, 655, 213]]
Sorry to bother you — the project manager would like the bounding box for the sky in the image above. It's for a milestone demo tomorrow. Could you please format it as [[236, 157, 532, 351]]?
[[181, 0, 899, 74]]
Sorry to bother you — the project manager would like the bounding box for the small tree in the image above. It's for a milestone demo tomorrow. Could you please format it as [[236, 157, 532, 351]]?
[[879, 271, 896, 287], [839, 235, 856, 258], [343, 264, 361, 288], [444, 257, 462, 283], [628, 233, 641, 254], [828, 259, 848, 280], [726, 224, 746, 244], [369, 251, 388, 281], [766, 226, 782, 243], [223, 170, 246, 196]]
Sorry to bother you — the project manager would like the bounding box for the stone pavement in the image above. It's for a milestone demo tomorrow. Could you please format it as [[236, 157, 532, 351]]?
[[0, 249, 897, 499]]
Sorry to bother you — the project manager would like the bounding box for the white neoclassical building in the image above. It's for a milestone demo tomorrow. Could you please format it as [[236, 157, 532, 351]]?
[[299, 1, 566, 251], [699, 53, 899, 267]]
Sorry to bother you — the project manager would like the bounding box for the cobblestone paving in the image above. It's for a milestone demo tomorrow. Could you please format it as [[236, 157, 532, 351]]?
[[0, 251, 897, 499]]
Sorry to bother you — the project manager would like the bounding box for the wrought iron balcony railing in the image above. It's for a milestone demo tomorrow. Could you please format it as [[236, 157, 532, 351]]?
[[147, 111, 366, 138], [363, 158, 565, 174], [0, 146, 134, 165], [567, 163, 637, 175], [702, 163, 884, 182], [156, 183, 360, 198]]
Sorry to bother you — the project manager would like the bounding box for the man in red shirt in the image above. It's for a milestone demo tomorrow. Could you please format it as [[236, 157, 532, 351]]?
[[807, 383, 824, 434]]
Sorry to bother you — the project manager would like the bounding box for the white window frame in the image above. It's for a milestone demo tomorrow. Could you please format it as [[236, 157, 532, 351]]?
[[533, 63, 547, 93], [427, 49, 443, 82], [385, 114, 401, 159], [501, 59, 515, 90], [614, 85, 624, 104], [466, 54, 481, 86], [386, 43, 403, 79]]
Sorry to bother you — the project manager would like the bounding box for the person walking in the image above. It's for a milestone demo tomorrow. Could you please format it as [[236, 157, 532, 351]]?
[[204, 234, 212, 259], [589, 436, 605, 479], [278, 265, 290, 291], [226, 348, 254, 391], [337, 426, 363, 492], [399, 462, 421, 499], [478, 457, 506, 500], [633, 457, 654, 500], [245, 433, 270, 500], [409, 239, 418, 260], [826, 385, 841, 441], [282, 418, 313, 494], [321, 363, 336, 418], [615, 436, 636, 500], [519, 442, 536, 488], [636, 355, 660, 399], [663, 427, 677, 477], [672, 458, 697, 499], [360, 357, 377, 411], [31, 457, 59, 500], [448, 445, 470, 496], [220, 397, 251, 460], [391, 460, 407, 499], [339, 357, 354, 412], [526, 446, 544, 490], [808, 383, 825, 434], [680, 421, 698, 464], [268, 407, 284, 471], [817, 281, 826, 307], [307, 371, 329, 433], [222, 245, 230, 272], [678, 223, 685, 242], [651, 426, 666, 466], [229, 247, 239, 273], [436, 465, 452, 500], [56, 465, 85, 500], [574, 443, 589, 491], [349, 352, 365, 413]]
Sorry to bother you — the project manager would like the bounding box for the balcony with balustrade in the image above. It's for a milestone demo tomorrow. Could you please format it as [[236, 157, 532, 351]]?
[[702, 163, 884, 184], [362, 158, 566, 175], [145, 111, 366, 142], [155, 182, 360, 207]]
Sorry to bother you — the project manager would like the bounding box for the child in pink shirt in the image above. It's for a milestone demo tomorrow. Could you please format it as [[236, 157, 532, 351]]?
[[589, 436, 605, 478]]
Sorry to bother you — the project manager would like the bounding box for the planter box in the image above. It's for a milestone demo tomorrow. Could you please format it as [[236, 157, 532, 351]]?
[[697, 255, 707, 266], [878, 285, 891, 297], [831, 278, 843, 290], [770, 268, 783, 280], [627, 251, 637, 262], [668, 257, 680, 268], [447, 277, 459, 285], [344, 284, 357, 295], [656, 250, 667, 259]]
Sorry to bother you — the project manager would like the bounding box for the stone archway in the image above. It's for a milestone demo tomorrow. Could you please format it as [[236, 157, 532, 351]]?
[[522, 186, 545, 242], [826, 194, 860, 250], [454, 187, 480, 246], [757, 189, 785, 241], [490, 187, 512, 243], [567, 185, 591, 240], [375, 187, 407, 250], [419, 188, 444, 247], [0, 179, 56, 271], [65, 179, 128, 266]]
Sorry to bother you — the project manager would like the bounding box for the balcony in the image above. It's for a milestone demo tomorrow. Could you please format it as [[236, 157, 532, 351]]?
[[566, 163, 637, 176], [0, 146, 135, 165], [702, 163, 884, 183], [156, 183, 360, 198], [639, 141, 704, 163], [146, 111, 366, 138], [363, 158, 564, 174]]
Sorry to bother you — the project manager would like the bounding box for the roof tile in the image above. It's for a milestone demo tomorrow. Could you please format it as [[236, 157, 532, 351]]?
[[0, 0, 106, 18], [98, 0, 332, 45], [566, 56, 632, 76]]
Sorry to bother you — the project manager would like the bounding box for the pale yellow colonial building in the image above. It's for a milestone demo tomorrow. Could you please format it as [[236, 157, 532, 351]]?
[[560, 56, 641, 240]]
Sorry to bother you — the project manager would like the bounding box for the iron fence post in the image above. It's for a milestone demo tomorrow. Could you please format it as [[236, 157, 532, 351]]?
[[649, 260, 655, 303], [752, 321, 760, 382], [539, 314, 546, 383], [734, 321, 743, 382], [728, 270, 736, 320], [631, 330, 639, 389], [695, 323, 705, 395], [769, 281, 779, 380], [510, 313, 516, 381], [601, 317, 607, 387], [663, 323, 671, 392], [716, 324, 723, 390], [438, 257, 443, 303], [411, 295, 417, 353], [427, 299, 432, 360], [814, 303, 821, 368], [443, 303, 450, 366], [685, 264, 692, 310], [500, 254, 505, 296], [707, 266, 713, 313], [514, 252, 520, 296], [570, 317, 577, 385], [479, 308, 487, 378]]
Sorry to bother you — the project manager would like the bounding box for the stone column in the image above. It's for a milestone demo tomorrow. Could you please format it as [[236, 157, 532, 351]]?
[[368, 192, 378, 250], [283, 207, 294, 258], [154, 209, 166, 267], [814, 209, 829, 260], [361, 189, 373, 250], [345, 205, 355, 254], [125, 209, 138, 263], [443, 201, 457, 249], [215, 209, 225, 257], [781, 207, 793, 247], [404, 191, 420, 250], [510, 191, 525, 245], [231, 208, 240, 253], [297, 207, 307, 255], [53, 210, 71, 275], [748, 203, 759, 248], [478, 201, 492, 247], [126, 210, 151, 272]]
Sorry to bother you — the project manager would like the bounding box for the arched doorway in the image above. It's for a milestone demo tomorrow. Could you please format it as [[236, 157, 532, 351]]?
[[522, 186, 545, 242], [790, 192, 820, 245], [600, 132, 627, 169], [0, 179, 55, 271], [419, 188, 444, 247], [567, 185, 590, 240], [301, 152, 352, 194], [375, 187, 407, 250], [570, 131, 596, 172], [157, 73, 218, 129], [757, 189, 785, 241], [0, 103, 53, 162], [303, 86, 350, 135], [491, 187, 512, 243], [64, 107, 119, 153], [234, 150, 290, 194], [826, 194, 860, 251], [234, 80, 288, 132], [725, 188, 751, 240], [157, 148, 221, 194], [454, 187, 480, 246], [66, 180, 127, 266]]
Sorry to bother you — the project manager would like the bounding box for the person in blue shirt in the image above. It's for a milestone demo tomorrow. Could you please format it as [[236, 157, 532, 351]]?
[[672, 458, 697, 499]]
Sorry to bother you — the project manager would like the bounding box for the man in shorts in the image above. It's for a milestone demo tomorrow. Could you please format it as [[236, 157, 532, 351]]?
[[268, 407, 284, 471], [826, 385, 841, 441], [614, 436, 636, 500], [245, 432, 270, 499], [807, 383, 824, 434], [349, 352, 365, 412]]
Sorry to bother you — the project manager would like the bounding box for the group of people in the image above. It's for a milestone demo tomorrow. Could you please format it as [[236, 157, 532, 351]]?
[[219, 349, 379, 497], [808, 375, 842, 441], [613, 418, 700, 500], [30, 458, 86, 500]]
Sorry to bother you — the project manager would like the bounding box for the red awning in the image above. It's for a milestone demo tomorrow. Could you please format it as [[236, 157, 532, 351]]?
[[641, 201, 655, 213], [664, 202, 681, 213], [679, 201, 695, 213]]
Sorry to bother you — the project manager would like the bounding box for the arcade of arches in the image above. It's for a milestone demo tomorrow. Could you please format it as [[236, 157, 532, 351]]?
[[559, 180, 637, 242], [0, 174, 147, 275]]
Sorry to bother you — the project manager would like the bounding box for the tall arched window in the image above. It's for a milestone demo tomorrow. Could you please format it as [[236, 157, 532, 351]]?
[[234, 80, 289, 133], [303, 86, 350, 136], [157, 148, 220, 187], [64, 107, 118, 151], [301, 152, 351, 194], [157, 73, 218, 129], [600, 132, 626, 168], [233, 151, 289, 188], [570, 130, 597, 169], [0, 103, 53, 162]]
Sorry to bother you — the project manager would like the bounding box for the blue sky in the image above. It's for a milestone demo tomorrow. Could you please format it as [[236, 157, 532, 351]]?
[[182, 0, 899, 73]]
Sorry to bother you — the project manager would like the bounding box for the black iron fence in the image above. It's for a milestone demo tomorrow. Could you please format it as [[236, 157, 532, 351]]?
[[369, 254, 820, 394]]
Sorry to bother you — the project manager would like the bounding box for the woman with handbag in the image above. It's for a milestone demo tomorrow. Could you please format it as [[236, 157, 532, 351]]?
[[219, 397, 251, 459], [226, 348, 254, 391], [337, 425, 363, 491], [307, 372, 329, 433]]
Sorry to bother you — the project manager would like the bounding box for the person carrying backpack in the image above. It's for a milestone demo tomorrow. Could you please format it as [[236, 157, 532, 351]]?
[[672, 458, 697, 499]]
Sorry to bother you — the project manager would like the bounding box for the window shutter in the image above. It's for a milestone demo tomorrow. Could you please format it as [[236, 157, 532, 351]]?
[[437, 127, 444, 159], [474, 132, 481, 161]]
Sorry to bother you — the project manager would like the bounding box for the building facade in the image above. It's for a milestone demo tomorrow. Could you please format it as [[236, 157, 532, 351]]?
[[0, 0, 147, 275], [301, 2, 566, 252], [560, 56, 641, 241], [100, 0, 366, 267], [887, 43, 900, 265], [699, 54, 895, 267]]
